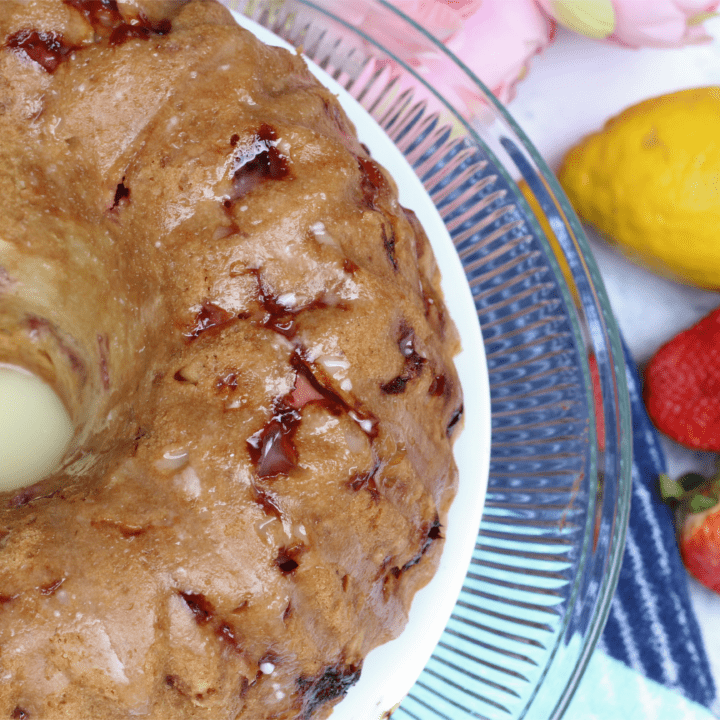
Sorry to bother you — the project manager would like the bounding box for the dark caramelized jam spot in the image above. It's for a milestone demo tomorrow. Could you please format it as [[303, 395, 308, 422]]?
[[248, 350, 378, 480], [395, 514, 443, 577], [427, 519, 443, 541], [216, 622, 241, 651], [173, 369, 193, 384], [64, 0, 171, 44], [179, 592, 215, 626], [232, 600, 249, 614], [230, 133, 240, 147], [276, 544, 304, 574], [428, 374, 448, 398], [112, 180, 130, 208], [247, 406, 301, 478], [287, 371, 326, 409], [261, 301, 295, 337], [185, 302, 235, 341], [64, 0, 123, 30], [109, 16, 171, 46], [297, 663, 362, 719], [382, 224, 398, 271], [357, 156, 387, 211], [348, 463, 380, 502], [6, 29, 76, 73], [0, 594, 18, 605], [254, 487, 282, 519], [11, 708, 28, 720], [108, 23, 147, 45], [230, 123, 290, 201], [39, 578, 65, 596], [252, 271, 297, 338], [447, 404, 463, 436], [289, 353, 346, 415], [216, 371, 238, 392], [380, 324, 426, 395], [380, 376, 408, 395], [249, 271, 341, 339], [415, 516, 442, 557], [290, 353, 380, 437], [277, 557, 298, 574], [165, 674, 188, 695], [343, 258, 359, 274]]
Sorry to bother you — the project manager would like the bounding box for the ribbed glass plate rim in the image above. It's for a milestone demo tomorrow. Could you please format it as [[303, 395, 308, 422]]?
[[224, 2, 633, 718]]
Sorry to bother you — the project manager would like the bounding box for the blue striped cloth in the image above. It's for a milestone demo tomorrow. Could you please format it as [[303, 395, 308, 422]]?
[[566, 343, 717, 718]]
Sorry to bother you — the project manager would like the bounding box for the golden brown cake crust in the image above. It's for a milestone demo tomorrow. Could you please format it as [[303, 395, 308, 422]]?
[[0, 2, 462, 718]]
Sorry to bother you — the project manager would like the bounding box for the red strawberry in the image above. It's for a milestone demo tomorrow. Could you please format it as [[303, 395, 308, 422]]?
[[661, 471, 720, 593], [644, 306, 720, 451]]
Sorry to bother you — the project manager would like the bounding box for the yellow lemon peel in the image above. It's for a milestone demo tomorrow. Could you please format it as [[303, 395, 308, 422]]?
[[558, 86, 720, 289]]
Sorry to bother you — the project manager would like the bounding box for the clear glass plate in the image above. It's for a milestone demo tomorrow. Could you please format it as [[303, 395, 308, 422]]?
[[222, 2, 634, 718]]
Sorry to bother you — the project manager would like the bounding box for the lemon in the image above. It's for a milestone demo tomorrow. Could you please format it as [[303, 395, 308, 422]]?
[[558, 86, 720, 289]]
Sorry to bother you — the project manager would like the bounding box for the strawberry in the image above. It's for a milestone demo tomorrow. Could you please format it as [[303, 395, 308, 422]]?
[[661, 470, 720, 593], [644, 306, 720, 451]]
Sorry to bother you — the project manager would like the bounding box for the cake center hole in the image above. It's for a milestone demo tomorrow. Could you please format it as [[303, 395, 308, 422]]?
[[0, 364, 73, 492]]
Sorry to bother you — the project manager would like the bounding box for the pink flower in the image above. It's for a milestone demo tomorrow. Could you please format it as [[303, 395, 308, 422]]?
[[394, 0, 554, 104], [535, 0, 720, 47], [310, 0, 719, 115]]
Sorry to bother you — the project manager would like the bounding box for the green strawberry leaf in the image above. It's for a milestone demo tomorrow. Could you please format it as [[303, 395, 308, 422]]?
[[659, 473, 685, 502], [689, 494, 719, 514]]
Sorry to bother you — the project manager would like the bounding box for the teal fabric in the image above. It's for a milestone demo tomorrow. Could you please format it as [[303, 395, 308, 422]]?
[[566, 650, 716, 720]]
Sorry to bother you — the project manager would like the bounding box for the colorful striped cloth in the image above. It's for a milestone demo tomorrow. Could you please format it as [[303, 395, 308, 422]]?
[[567, 343, 717, 718]]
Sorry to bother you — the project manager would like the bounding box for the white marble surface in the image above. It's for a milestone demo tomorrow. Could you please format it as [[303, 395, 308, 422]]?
[[506, 18, 720, 688]]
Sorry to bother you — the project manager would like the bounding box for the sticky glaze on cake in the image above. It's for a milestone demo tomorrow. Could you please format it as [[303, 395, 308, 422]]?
[[0, 1, 463, 718]]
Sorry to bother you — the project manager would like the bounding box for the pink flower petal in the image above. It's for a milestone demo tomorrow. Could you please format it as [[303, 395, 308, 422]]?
[[445, 0, 554, 103], [610, 0, 719, 47], [537, 0, 719, 47]]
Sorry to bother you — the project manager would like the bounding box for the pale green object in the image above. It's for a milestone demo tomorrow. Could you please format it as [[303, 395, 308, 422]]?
[[563, 650, 716, 720], [0, 365, 72, 492], [688, 11, 718, 26], [549, 0, 616, 39]]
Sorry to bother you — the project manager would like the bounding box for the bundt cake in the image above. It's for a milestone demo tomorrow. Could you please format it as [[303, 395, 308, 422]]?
[[0, 1, 463, 718]]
